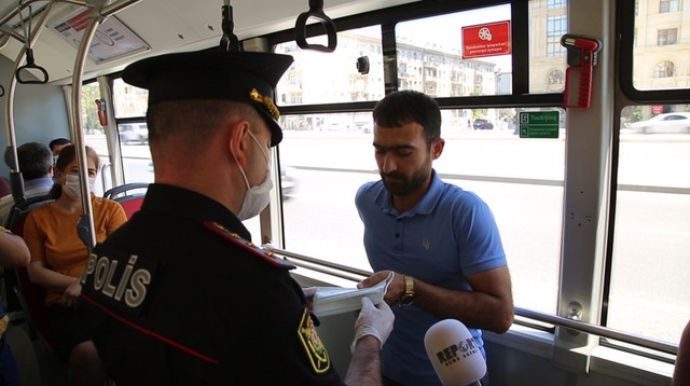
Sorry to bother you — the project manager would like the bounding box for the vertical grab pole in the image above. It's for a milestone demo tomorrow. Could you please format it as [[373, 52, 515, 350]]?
[[70, 1, 106, 250], [3, 1, 55, 203]]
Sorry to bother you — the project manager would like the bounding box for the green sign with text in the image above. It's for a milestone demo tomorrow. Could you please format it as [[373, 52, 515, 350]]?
[[519, 111, 560, 138]]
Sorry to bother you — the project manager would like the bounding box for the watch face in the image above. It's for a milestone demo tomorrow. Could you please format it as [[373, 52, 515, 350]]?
[[400, 293, 414, 306]]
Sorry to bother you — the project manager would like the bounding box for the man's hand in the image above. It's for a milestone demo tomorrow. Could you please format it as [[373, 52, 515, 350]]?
[[358, 270, 405, 305]]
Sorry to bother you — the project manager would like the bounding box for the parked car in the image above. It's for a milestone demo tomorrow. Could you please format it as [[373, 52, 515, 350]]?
[[629, 112, 690, 134], [119, 123, 149, 144], [473, 119, 494, 130]]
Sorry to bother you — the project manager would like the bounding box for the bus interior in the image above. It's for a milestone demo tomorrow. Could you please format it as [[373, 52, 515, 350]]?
[[0, 0, 688, 385]]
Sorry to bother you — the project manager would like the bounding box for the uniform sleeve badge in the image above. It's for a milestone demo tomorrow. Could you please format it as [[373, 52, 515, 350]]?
[[297, 308, 331, 374]]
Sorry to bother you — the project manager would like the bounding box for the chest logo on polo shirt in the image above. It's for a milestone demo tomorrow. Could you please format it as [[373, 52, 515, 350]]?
[[422, 237, 431, 250], [297, 308, 330, 373]]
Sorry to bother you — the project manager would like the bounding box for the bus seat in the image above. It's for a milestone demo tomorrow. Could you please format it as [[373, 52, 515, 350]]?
[[104, 183, 149, 219], [118, 196, 145, 220], [4, 194, 56, 350], [4, 193, 54, 230]]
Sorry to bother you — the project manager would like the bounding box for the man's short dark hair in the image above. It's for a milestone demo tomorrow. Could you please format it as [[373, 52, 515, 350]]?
[[49, 138, 71, 151], [372, 90, 442, 146], [4, 142, 53, 180]]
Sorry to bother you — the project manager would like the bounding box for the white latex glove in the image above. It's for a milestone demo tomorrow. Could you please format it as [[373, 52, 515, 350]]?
[[351, 297, 394, 353]]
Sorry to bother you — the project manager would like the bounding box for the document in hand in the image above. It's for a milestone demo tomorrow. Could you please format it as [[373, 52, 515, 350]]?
[[312, 273, 393, 318]]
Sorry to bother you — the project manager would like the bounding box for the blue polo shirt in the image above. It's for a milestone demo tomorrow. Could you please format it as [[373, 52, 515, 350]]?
[[355, 169, 506, 386]]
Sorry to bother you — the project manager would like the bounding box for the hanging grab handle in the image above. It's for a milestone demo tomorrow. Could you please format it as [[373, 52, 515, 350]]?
[[295, 0, 337, 53], [219, 2, 240, 52], [16, 48, 49, 84]]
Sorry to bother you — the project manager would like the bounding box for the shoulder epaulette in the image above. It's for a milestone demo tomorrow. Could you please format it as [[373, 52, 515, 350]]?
[[203, 221, 295, 270]]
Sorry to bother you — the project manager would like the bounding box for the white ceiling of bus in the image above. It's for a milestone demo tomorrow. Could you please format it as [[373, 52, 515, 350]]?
[[0, 0, 417, 85]]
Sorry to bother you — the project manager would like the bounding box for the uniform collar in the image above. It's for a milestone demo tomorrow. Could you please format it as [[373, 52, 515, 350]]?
[[375, 169, 443, 217], [141, 183, 252, 241]]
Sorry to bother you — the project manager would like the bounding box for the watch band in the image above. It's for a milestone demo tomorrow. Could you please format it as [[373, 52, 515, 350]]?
[[399, 275, 415, 306], [404, 275, 414, 294]]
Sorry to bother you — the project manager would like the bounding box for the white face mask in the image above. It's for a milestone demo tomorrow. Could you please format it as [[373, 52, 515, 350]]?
[[232, 131, 273, 221], [63, 174, 96, 200]]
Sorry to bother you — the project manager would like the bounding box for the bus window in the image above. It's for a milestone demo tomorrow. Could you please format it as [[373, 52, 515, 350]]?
[[81, 82, 109, 195], [611, 104, 690, 344], [632, 0, 689, 91], [275, 25, 384, 105], [395, 5, 513, 97], [112, 78, 149, 118], [529, 0, 567, 93], [117, 123, 153, 185], [278, 107, 566, 315], [111, 78, 153, 186]]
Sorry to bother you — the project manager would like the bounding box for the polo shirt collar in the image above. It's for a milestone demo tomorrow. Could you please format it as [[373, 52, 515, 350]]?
[[375, 169, 443, 217]]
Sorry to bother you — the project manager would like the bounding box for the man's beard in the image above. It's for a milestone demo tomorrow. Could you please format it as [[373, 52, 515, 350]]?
[[381, 160, 431, 197]]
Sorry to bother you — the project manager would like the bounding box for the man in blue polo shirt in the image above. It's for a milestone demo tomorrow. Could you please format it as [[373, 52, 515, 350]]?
[[355, 90, 514, 386]]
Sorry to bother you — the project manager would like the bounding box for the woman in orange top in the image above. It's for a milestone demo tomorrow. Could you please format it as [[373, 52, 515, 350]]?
[[24, 145, 126, 386]]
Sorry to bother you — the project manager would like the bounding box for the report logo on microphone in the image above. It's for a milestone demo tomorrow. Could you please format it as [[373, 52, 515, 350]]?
[[425, 319, 487, 386], [434, 337, 479, 366]]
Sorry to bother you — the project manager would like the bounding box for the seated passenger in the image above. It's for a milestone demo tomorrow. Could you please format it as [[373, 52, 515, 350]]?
[[0, 225, 30, 386], [49, 138, 72, 158], [0, 142, 55, 226], [23, 145, 126, 386]]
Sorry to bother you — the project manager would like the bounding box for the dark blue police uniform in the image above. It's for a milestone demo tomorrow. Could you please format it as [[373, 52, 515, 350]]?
[[79, 184, 344, 385]]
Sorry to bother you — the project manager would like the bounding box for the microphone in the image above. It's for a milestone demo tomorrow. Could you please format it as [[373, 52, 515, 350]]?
[[424, 319, 486, 386]]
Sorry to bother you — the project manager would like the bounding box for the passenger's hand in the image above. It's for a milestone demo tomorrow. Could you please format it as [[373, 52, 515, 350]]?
[[303, 287, 317, 311], [352, 297, 394, 352], [60, 281, 82, 309], [357, 270, 403, 305]]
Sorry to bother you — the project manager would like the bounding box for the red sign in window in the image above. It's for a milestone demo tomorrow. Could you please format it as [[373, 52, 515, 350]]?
[[462, 21, 511, 59]]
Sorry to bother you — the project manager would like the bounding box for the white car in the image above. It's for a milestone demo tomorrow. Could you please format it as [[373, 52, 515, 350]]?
[[119, 123, 149, 144], [629, 112, 690, 134]]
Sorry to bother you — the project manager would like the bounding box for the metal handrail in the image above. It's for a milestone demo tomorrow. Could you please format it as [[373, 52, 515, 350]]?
[[266, 245, 678, 356], [514, 307, 677, 355]]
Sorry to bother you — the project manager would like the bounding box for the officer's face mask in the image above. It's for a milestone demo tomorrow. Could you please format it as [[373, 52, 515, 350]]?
[[231, 130, 273, 221], [63, 174, 97, 200]]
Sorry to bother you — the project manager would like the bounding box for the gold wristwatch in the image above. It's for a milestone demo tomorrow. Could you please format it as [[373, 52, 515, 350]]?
[[399, 275, 415, 306]]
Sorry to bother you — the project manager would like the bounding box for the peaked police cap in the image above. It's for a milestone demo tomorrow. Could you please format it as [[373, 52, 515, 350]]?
[[122, 50, 293, 147]]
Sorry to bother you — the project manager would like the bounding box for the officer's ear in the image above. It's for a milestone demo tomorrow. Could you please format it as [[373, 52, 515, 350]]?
[[228, 120, 251, 166]]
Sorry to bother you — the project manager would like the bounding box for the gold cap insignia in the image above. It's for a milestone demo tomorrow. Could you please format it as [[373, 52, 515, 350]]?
[[249, 88, 280, 121]]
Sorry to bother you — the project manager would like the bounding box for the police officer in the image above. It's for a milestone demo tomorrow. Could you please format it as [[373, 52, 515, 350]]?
[[78, 49, 394, 385]]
